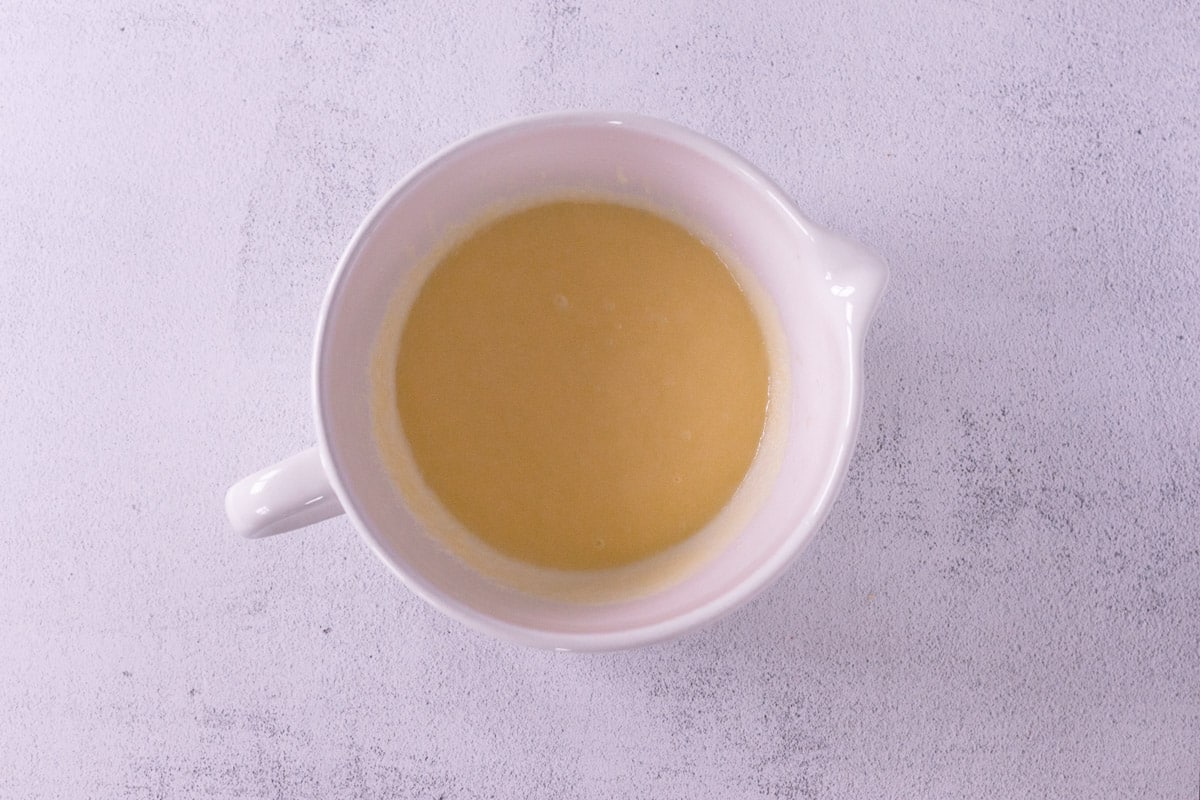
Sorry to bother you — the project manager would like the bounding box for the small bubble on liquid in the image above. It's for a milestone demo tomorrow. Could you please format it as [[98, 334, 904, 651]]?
[[672, 474, 683, 485], [554, 294, 569, 310]]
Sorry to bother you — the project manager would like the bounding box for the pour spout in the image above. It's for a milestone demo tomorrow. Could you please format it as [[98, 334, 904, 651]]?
[[816, 229, 888, 344]]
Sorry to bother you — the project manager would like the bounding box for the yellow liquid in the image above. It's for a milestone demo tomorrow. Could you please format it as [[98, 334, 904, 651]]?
[[394, 201, 769, 571]]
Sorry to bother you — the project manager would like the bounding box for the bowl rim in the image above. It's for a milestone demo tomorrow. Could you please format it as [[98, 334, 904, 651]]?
[[312, 111, 874, 651]]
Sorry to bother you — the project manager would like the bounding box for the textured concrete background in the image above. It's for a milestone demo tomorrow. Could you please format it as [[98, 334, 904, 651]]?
[[2, 0, 1198, 797]]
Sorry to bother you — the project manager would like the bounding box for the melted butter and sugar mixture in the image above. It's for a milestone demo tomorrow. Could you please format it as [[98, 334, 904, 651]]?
[[392, 200, 770, 571]]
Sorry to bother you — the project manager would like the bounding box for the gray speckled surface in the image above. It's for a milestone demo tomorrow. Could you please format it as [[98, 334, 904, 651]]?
[[2, 0, 1198, 797]]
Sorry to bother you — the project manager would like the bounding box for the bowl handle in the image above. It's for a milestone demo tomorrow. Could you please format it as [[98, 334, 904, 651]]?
[[225, 448, 344, 538]]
